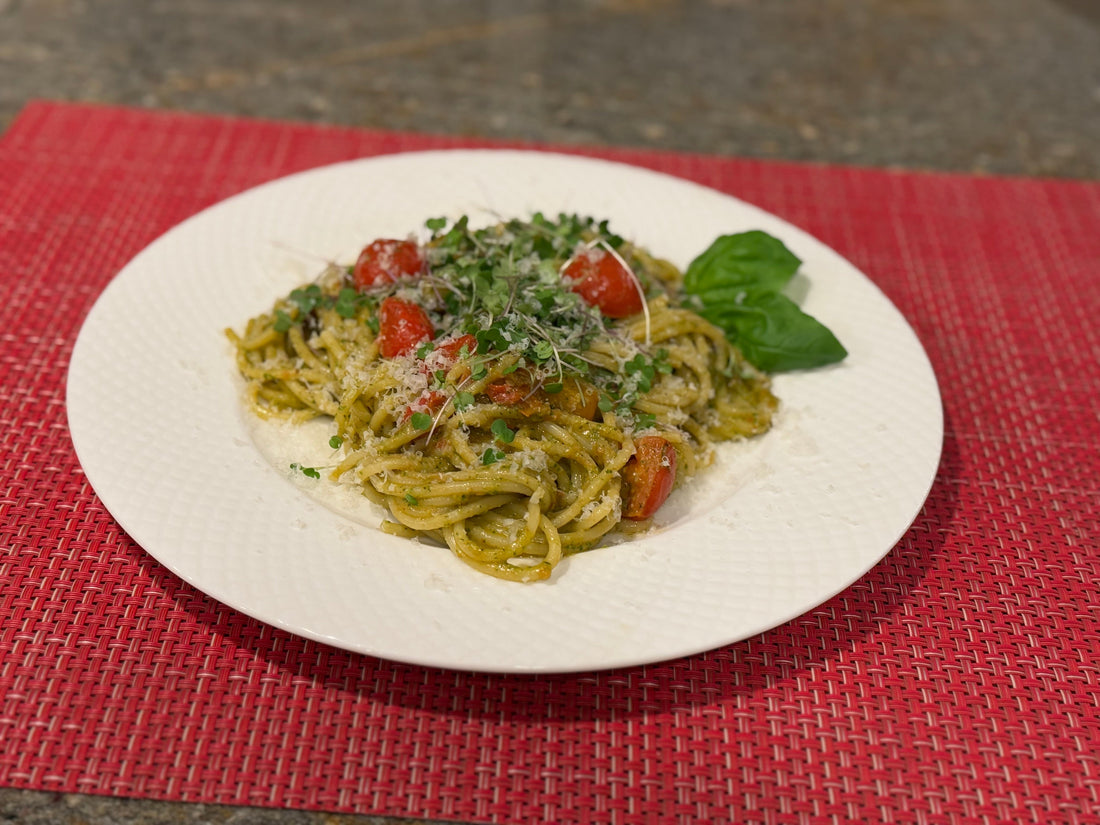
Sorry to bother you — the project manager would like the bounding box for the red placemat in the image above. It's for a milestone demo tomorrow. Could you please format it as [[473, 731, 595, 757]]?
[[2, 101, 1099, 824]]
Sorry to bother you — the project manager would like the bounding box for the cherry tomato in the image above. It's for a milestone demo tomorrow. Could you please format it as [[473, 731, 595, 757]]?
[[621, 436, 677, 520], [548, 378, 601, 420], [485, 377, 529, 407], [401, 389, 447, 423], [431, 334, 478, 364], [562, 247, 644, 318], [378, 297, 434, 358], [418, 333, 477, 384], [485, 375, 549, 418], [352, 239, 424, 289], [400, 334, 480, 420]]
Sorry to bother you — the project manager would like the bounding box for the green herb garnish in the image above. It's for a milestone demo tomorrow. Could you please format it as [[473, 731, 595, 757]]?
[[491, 419, 516, 444], [333, 287, 369, 319], [290, 462, 321, 479], [481, 447, 505, 465], [273, 309, 294, 332], [421, 214, 615, 389], [683, 231, 846, 372], [288, 284, 325, 314]]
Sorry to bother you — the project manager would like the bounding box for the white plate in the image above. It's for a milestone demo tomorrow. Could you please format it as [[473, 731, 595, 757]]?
[[67, 150, 942, 673]]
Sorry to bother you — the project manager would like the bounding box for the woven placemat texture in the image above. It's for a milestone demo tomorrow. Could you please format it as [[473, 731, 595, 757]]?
[[1, 101, 1098, 824]]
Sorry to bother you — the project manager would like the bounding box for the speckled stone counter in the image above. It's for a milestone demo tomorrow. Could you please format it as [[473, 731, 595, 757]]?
[[1, 1, 1098, 824], [2, 0, 1098, 180]]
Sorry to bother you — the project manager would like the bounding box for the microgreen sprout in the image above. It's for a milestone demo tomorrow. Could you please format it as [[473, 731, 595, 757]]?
[[290, 463, 321, 479], [491, 419, 516, 444], [274, 278, 373, 332], [273, 309, 294, 332], [367, 214, 675, 430], [481, 447, 504, 465]]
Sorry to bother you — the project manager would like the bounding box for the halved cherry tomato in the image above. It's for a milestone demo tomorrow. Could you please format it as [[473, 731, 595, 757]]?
[[549, 378, 601, 420], [485, 377, 529, 407], [485, 374, 601, 420], [401, 390, 446, 422], [430, 334, 478, 365], [621, 436, 677, 520], [418, 333, 477, 387], [400, 333, 479, 421], [562, 247, 644, 318], [378, 297, 434, 358], [352, 239, 424, 289], [485, 374, 549, 418]]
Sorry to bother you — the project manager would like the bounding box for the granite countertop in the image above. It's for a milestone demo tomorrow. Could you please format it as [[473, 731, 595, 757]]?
[[2, 0, 1098, 180], [1, 1, 1098, 824]]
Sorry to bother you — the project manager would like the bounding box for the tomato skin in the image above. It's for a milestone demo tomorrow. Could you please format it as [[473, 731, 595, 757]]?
[[400, 333, 479, 420], [562, 247, 644, 318], [353, 239, 424, 289], [401, 390, 446, 423], [485, 377, 528, 407], [431, 334, 478, 364], [550, 378, 600, 420], [485, 375, 549, 418], [621, 436, 677, 520], [378, 297, 434, 358]]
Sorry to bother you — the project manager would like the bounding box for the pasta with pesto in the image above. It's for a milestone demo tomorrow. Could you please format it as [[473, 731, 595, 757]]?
[[226, 214, 777, 582]]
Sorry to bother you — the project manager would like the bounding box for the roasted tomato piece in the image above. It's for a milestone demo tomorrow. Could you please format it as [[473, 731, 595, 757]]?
[[485, 375, 549, 417], [418, 332, 478, 385], [562, 247, 644, 318], [400, 334, 479, 420], [430, 334, 478, 365], [546, 378, 600, 420], [621, 436, 677, 520], [485, 377, 529, 407], [400, 389, 446, 422], [378, 297, 434, 358], [352, 238, 424, 289]]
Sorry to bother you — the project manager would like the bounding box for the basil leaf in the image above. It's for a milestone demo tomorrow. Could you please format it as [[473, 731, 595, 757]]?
[[683, 230, 846, 372], [684, 231, 801, 294], [697, 289, 847, 373]]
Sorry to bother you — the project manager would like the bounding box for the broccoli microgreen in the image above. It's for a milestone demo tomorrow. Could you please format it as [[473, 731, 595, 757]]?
[[273, 309, 294, 333], [333, 288, 370, 319], [290, 463, 321, 479], [481, 447, 505, 466], [491, 419, 516, 444], [359, 215, 677, 431], [288, 284, 325, 314]]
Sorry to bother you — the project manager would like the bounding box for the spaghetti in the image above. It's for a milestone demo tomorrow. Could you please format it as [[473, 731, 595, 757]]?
[[227, 214, 777, 581]]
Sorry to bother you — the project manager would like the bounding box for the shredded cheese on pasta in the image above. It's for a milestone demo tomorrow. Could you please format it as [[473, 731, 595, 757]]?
[[226, 214, 777, 581]]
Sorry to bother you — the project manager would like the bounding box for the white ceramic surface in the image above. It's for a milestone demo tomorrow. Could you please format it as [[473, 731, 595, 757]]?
[[67, 150, 943, 673]]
